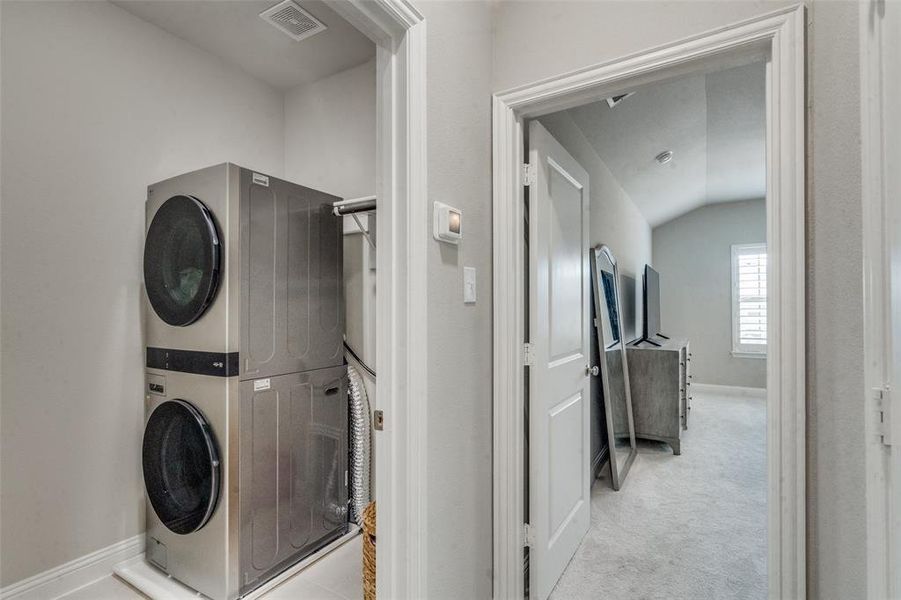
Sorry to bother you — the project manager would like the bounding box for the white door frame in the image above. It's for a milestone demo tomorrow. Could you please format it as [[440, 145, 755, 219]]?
[[492, 6, 806, 599], [328, 1, 428, 598], [860, 0, 900, 597]]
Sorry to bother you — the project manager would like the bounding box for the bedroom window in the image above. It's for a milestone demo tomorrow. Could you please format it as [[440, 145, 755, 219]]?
[[732, 243, 767, 357]]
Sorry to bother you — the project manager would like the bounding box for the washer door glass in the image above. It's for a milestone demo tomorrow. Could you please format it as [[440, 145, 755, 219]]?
[[143, 400, 220, 535], [143, 195, 221, 326]]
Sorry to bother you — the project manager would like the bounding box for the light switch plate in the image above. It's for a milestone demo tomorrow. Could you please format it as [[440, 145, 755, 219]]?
[[463, 267, 477, 303]]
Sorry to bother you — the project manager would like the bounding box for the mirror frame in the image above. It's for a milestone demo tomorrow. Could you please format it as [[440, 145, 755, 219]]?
[[591, 244, 637, 490]]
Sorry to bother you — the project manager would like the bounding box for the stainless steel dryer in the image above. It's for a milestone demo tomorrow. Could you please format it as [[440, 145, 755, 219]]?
[[141, 164, 348, 600]]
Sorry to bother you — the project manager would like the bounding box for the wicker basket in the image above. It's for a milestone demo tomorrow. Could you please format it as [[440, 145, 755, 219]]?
[[362, 502, 376, 600]]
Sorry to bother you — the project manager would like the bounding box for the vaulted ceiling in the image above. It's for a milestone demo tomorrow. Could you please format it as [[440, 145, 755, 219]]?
[[565, 61, 766, 227]]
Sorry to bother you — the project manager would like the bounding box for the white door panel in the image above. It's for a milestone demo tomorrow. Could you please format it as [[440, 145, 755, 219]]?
[[548, 392, 586, 541], [528, 121, 591, 600], [547, 158, 586, 362]]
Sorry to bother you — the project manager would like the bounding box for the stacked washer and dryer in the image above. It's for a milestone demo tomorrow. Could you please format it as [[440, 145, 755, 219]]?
[[141, 163, 348, 599]]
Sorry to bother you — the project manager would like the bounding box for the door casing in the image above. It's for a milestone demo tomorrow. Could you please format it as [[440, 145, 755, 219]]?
[[492, 5, 807, 599], [860, 0, 901, 597], [326, 2, 429, 598]]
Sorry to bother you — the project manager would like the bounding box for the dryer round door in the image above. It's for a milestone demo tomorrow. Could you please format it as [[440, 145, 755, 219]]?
[[143, 195, 221, 326], [143, 400, 220, 535]]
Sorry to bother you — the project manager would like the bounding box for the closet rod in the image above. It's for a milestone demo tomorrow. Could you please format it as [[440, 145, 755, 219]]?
[[333, 195, 376, 216], [334, 195, 377, 250]]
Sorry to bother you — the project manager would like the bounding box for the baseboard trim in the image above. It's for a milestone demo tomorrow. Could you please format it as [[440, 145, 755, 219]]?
[[0, 534, 144, 600], [692, 383, 766, 398]]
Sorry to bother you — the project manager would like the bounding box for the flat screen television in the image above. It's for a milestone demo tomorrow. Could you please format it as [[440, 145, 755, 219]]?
[[639, 265, 668, 346]]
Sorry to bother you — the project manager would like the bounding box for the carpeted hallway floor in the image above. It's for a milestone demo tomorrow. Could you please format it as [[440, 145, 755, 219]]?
[[550, 391, 766, 600]]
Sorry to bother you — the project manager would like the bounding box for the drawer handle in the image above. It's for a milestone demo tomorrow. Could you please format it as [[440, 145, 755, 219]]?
[[325, 386, 340, 396]]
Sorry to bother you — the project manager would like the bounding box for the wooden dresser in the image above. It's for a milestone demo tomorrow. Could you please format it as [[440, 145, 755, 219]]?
[[625, 338, 691, 454]]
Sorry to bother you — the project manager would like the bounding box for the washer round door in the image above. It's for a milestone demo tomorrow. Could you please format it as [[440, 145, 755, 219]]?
[[143, 400, 220, 535], [143, 195, 221, 327]]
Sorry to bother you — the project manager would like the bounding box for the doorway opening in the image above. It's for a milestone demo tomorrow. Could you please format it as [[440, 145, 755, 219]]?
[[527, 58, 769, 598], [493, 6, 805, 600], [1, 0, 431, 598], [108, 2, 382, 597]]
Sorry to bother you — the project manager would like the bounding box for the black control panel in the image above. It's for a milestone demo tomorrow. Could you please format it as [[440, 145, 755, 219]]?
[[146, 347, 239, 377]]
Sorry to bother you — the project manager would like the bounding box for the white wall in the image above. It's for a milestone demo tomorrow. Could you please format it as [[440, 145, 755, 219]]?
[[0, 0, 285, 586], [538, 112, 652, 341], [284, 58, 376, 201], [805, 2, 867, 596], [492, 1, 867, 597], [491, 1, 797, 93], [419, 2, 494, 598], [653, 199, 767, 389]]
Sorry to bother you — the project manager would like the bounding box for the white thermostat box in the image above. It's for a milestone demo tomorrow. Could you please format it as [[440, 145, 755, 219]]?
[[433, 201, 462, 244]]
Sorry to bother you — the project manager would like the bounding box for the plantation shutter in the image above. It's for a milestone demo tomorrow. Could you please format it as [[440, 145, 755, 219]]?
[[732, 244, 767, 354]]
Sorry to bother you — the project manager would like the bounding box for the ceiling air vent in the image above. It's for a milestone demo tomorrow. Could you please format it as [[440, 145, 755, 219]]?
[[260, 0, 327, 42], [605, 92, 635, 108]]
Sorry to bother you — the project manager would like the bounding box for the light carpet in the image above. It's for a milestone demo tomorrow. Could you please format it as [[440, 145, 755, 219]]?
[[550, 392, 767, 600]]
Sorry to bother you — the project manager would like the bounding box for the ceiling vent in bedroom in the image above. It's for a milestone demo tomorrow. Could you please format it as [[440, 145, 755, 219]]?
[[260, 0, 327, 42], [605, 92, 635, 108]]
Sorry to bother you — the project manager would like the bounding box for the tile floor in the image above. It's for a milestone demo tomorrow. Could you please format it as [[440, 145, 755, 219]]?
[[60, 535, 363, 600]]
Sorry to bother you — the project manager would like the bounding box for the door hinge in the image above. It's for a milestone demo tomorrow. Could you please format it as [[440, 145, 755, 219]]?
[[523, 163, 536, 187], [523, 342, 534, 366], [874, 386, 892, 446], [374, 409, 385, 431], [523, 523, 535, 547]]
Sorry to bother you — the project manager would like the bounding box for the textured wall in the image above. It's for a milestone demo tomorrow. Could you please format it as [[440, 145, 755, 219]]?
[[491, 1, 797, 92], [0, 0, 285, 585], [805, 1, 867, 597], [284, 59, 377, 201], [420, 2, 495, 598], [653, 199, 768, 389]]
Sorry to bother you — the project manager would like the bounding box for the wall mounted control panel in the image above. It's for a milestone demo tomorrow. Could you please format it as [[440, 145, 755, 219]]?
[[433, 201, 462, 244]]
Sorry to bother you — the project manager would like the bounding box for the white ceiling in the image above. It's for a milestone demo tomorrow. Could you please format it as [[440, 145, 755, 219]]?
[[565, 61, 766, 227], [112, 0, 375, 91]]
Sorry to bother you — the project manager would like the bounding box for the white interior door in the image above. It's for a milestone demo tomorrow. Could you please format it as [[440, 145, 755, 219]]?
[[528, 121, 591, 600]]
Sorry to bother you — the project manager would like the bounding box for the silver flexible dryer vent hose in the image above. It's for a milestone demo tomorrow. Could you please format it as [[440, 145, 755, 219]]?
[[347, 364, 372, 525]]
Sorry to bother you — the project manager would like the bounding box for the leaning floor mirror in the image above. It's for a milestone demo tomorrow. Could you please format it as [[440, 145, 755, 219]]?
[[591, 245, 638, 490]]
